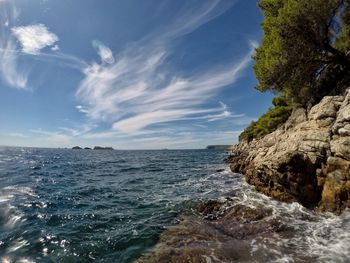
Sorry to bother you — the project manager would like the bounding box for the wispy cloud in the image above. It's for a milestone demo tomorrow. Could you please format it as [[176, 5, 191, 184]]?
[[0, 2, 27, 89], [12, 24, 58, 55], [8, 132, 26, 138], [120, 130, 241, 149], [78, 126, 242, 149], [1, 0, 255, 149], [160, 0, 234, 39], [30, 129, 72, 146], [76, 0, 254, 133], [93, 40, 114, 64], [0, 2, 86, 89], [58, 122, 96, 137]]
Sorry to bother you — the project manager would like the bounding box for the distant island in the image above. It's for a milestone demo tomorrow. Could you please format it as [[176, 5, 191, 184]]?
[[72, 146, 114, 150], [93, 146, 114, 150], [206, 145, 232, 150], [72, 146, 82, 150]]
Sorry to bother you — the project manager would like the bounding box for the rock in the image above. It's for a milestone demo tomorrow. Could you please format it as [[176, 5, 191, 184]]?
[[93, 146, 114, 150], [136, 202, 283, 263], [228, 89, 350, 213], [308, 96, 343, 120], [284, 108, 307, 129], [330, 137, 350, 160], [318, 157, 350, 214], [337, 104, 350, 123], [72, 146, 82, 150], [338, 124, 350, 136]]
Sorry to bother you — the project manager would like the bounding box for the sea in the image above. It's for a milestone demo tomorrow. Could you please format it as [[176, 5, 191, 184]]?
[[0, 147, 350, 263]]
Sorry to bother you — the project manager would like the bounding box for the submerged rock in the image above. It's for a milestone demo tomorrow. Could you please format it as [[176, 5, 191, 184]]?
[[136, 200, 309, 263], [228, 89, 350, 214]]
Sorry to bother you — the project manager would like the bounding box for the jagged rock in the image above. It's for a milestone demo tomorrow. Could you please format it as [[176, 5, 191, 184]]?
[[338, 124, 350, 136], [318, 157, 350, 213], [330, 137, 350, 160], [308, 96, 343, 120], [228, 89, 350, 214], [284, 108, 307, 129], [136, 202, 282, 263]]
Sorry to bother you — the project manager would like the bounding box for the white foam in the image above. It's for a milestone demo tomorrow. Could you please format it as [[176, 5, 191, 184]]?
[[3, 186, 38, 197], [215, 169, 350, 262], [6, 239, 29, 253], [4, 214, 23, 229], [0, 195, 14, 203]]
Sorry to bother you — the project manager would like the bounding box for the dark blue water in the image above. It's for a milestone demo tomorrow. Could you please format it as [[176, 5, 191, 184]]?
[[2, 147, 350, 263], [0, 147, 234, 262]]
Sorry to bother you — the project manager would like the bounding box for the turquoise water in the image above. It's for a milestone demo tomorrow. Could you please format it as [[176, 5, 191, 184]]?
[[0, 147, 232, 262]]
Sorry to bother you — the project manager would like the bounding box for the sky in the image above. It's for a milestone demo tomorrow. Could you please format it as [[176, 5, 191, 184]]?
[[0, 0, 274, 149]]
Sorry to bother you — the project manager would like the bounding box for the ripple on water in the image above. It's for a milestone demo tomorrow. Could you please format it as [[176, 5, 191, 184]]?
[[0, 148, 349, 262]]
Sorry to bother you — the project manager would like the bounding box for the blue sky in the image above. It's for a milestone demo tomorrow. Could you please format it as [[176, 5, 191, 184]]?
[[0, 0, 273, 149]]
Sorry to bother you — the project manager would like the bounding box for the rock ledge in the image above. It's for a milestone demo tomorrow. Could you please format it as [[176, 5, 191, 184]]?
[[228, 89, 350, 214]]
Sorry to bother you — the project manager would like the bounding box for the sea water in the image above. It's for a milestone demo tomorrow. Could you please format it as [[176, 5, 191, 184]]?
[[0, 147, 349, 262]]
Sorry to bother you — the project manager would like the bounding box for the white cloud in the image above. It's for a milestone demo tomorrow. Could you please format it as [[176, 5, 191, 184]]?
[[162, 0, 234, 39], [207, 110, 232, 122], [0, 2, 28, 89], [78, 126, 242, 149], [77, 44, 254, 132], [12, 24, 58, 54], [76, 105, 89, 114], [51, 44, 59, 51], [0, 41, 28, 88], [8, 132, 26, 137], [119, 130, 241, 150], [0, 1, 85, 90], [93, 40, 114, 64], [30, 129, 72, 146], [48, 133, 71, 145], [112, 109, 213, 133], [76, 1, 252, 133], [58, 122, 96, 137]]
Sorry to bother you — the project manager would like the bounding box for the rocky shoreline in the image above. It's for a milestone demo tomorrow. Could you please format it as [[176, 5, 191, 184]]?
[[136, 171, 350, 262], [136, 200, 289, 263], [228, 89, 350, 214], [136, 90, 350, 262]]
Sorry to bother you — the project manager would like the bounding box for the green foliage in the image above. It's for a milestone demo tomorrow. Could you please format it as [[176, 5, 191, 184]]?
[[254, 0, 350, 105], [239, 96, 293, 142], [272, 96, 288, 107]]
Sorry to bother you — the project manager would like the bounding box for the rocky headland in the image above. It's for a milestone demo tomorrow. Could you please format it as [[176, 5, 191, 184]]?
[[228, 89, 350, 214], [136, 90, 350, 262]]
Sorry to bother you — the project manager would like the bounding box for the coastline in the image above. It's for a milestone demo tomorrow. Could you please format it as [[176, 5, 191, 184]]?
[[136, 166, 350, 262], [228, 89, 350, 214], [137, 89, 350, 262]]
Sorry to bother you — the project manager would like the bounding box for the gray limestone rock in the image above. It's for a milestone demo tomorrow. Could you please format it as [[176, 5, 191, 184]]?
[[228, 89, 350, 214]]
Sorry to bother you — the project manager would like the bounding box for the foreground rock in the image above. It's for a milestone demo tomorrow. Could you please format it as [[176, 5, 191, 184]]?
[[228, 89, 350, 214], [136, 199, 316, 263], [136, 201, 274, 263]]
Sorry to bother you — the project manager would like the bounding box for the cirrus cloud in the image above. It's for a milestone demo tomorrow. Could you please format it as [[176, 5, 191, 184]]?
[[76, 0, 253, 133]]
